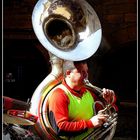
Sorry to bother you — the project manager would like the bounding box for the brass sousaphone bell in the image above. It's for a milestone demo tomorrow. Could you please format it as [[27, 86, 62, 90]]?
[[32, 0, 102, 61]]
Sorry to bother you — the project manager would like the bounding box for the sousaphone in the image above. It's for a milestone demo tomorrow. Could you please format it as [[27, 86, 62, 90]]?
[[30, 0, 117, 139]]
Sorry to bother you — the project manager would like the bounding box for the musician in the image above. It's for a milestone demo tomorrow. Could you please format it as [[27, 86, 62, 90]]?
[[48, 60, 117, 139]]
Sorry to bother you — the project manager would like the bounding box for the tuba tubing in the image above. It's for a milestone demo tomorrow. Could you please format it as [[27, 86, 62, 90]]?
[[84, 79, 118, 140], [29, 52, 63, 139]]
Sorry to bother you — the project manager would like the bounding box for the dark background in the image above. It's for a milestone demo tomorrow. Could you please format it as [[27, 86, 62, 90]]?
[[3, 0, 137, 139]]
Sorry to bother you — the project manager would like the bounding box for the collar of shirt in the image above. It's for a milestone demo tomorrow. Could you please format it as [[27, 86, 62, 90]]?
[[62, 79, 87, 98]]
